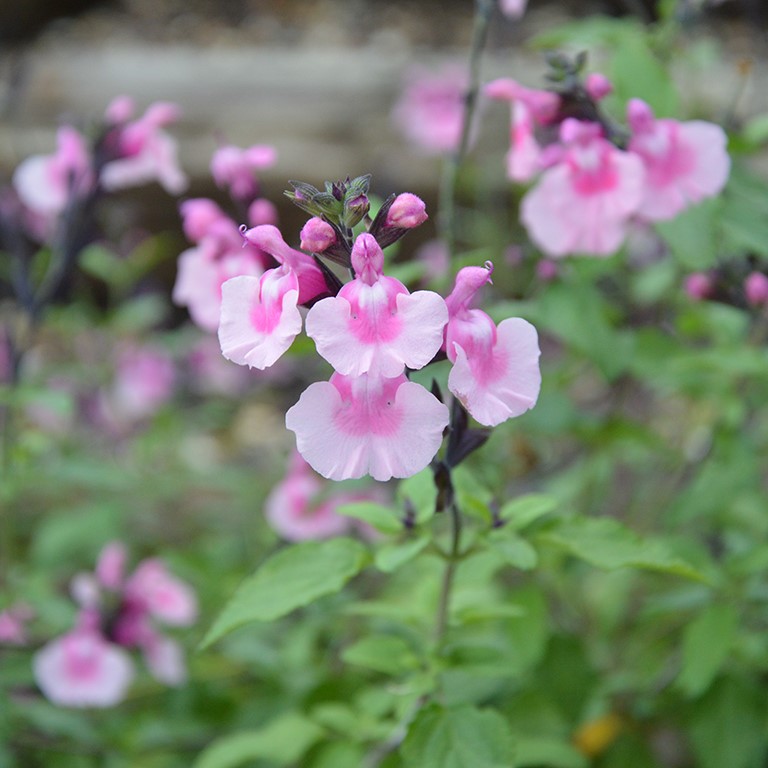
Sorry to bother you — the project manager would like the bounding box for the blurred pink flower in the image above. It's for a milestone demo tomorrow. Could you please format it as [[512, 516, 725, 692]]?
[[393, 65, 475, 155], [521, 120, 645, 257], [745, 271, 768, 307], [211, 143, 277, 200], [684, 272, 714, 301], [109, 344, 176, 422], [0, 604, 33, 645], [627, 99, 730, 222], [265, 451, 351, 541], [499, 0, 528, 19], [124, 559, 198, 627], [101, 98, 188, 195], [34, 616, 134, 708], [13, 126, 93, 218]]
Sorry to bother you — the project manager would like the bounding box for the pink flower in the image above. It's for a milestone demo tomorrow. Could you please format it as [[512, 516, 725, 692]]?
[[101, 99, 188, 194], [211, 144, 277, 200], [444, 263, 541, 426], [286, 371, 449, 482], [218, 268, 302, 369], [306, 233, 448, 378], [684, 272, 713, 301], [627, 99, 730, 221], [187, 335, 250, 396], [174, 240, 265, 332], [13, 126, 93, 218], [385, 193, 428, 229], [109, 344, 176, 421], [585, 73, 613, 102], [179, 198, 234, 243], [265, 451, 351, 541], [142, 633, 187, 686], [485, 78, 561, 182], [300, 217, 337, 253], [248, 198, 279, 227], [745, 271, 768, 306], [520, 119, 645, 257], [0, 604, 32, 645], [393, 65, 472, 155], [124, 559, 197, 627], [96, 541, 127, 590], [34, 623, 134, 708]]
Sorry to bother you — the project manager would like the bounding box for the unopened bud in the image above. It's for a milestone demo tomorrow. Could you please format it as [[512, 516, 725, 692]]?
[[684, 272, 713, 301], [300, 217, 337, 252], [745, 271, 768, 306], [585, 73, 613, 101], [344, 193, 370, 227], [386, 193, 428, 229]]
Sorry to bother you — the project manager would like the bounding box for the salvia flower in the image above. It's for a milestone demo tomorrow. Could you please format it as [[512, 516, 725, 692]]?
[[210, 143, 277, 201], [33, 542, 197, 708], [444, 263, 541, 426]]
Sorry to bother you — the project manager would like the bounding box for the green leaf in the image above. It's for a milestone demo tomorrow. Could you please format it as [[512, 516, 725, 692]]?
[[538, 517, 704, 580], [678, 603, 738, 697], [515, 737, 587, 768], [193, 712, 324, 768], [375, 535, 430, 573], [487, 529, 538, 570], [397, 468, 437, 524], [201, 538, 369, 647], [689, 676, 768, 768], [499, 494, 558, 530], [401, 704, 515, 768], [335, 501, 403, 534], [655, 197, 720, 269], [342, 634, 420, 675]]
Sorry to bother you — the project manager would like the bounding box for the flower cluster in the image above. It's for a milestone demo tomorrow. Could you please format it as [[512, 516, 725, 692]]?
[[12, 96, 187, 236], [486, 58, 730, 258], [34, 542, 197, 708], [172, 144, 278, 333], [216, 175, 541, 482]]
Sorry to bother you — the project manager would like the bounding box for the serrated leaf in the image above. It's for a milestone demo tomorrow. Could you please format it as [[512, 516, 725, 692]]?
[[342, 634, 420, 675], [193, 712, 324, 768], [335, 501, 403, 535], [201, 538, 368, 647], [499, 494, 558, 530], [375, 535, 430, 573], [539, 517, 703, 580], [401, 704, 515, 768], [678, 603, 738, 697]]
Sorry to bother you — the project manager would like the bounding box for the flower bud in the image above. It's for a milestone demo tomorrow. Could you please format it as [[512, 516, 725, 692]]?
[[386, 193, 428, 229], [684, 272, 713, 301], [300, 217, 337, 252], [344, 193, 370, 228], [745, 271, 768, 306], [585, 73, 613, 102]]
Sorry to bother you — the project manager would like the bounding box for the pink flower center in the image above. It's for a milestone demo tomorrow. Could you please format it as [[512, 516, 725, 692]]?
[[332, 375, 405, 438]]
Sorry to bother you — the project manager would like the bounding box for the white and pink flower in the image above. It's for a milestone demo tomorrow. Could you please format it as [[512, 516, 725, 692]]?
[[444, 263, 541, 426], [306, 233, 448, 378], [211, 143, 277, 200], [520, 119, 645, 257], [627, 98, 730, 222]]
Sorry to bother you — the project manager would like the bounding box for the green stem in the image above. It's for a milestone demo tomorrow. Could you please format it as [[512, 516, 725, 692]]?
[[434, 500, 463, 648], [438, 0, 495, 260]]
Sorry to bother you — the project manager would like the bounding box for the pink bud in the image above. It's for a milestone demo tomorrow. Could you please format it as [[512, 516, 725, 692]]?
[[248, 198, 278, 227], [96, 541, 127, 590], [386, 193, 428, 229], [745, 271, 768, 306], [180, 199, 228, 243], [536, 259, 558, 282], [684, 272, 713, 301], [499, 0, 528, 19], [300, 217, 336, 252], [105, 95, 135, 124], [585, 73, 613, 101], [627, 98, 656, 134], [351, 233, 385, 284]]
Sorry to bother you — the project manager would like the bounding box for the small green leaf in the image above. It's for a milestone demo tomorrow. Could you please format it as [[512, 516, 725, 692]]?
[[201, 538, 369, 647], [342, 634, 420, 675], [499, 494, 558, 530], [401, 704, 515, 768], [335, 501, 403, 534], [487, 529, 538, 570], [193, 712, 324, 768], [678, 603, 738, 697], [539, 517, 703, 580], [375, 535, 430, 573]]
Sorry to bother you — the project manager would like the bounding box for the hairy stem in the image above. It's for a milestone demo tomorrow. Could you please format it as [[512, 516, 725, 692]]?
[[438, 0, 495, 260]]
